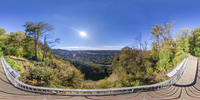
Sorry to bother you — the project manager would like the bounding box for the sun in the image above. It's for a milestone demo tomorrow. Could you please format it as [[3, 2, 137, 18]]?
[[80, 31, 87, 37]]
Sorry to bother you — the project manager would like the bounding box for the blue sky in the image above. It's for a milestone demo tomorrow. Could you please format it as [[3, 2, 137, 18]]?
[[0, 0, 200, 50]]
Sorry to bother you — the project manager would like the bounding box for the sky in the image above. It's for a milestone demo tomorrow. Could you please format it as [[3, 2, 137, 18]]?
[[0, 0, 200, 50]]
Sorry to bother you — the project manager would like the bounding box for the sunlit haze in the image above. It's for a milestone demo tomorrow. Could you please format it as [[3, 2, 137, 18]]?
[[80, 31, 87, 37]]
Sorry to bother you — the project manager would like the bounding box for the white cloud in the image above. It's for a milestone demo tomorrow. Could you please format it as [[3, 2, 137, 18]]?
[[53, 46, 124, 50]]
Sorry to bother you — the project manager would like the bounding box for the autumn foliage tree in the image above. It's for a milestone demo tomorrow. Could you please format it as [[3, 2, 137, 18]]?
[[110, 22, 189, 86]]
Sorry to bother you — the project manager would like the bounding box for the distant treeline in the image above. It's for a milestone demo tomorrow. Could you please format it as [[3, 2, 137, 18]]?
[[52, 49, 119, 65]]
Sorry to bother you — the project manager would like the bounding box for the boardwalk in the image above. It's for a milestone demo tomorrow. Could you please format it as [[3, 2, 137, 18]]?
[[0, 55, 200, 100]]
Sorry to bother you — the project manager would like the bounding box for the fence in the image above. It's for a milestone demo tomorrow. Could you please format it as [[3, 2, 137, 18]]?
[[1, 57, 188, 95]]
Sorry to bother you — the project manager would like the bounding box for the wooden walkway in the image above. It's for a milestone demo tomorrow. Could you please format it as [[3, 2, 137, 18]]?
[[1, 55, 200, 100]]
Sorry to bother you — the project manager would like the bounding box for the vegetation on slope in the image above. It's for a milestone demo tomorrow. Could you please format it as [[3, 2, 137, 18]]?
[[65, 58, 112, 81], [5, 56, 84, 89], [107, 23, 189, 87], [1, 21, 199, 89]]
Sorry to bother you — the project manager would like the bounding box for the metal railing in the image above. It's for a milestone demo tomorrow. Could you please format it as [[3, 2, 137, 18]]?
[[2, 58, 20, 78], [1, 57, 188, 95]]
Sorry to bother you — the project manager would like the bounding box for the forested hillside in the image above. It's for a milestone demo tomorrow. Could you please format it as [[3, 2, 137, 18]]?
[[108, 23, 190, 87], [0, 22, 199, 89], [0, 22, 85, 89], [66, 58, 112, 81]]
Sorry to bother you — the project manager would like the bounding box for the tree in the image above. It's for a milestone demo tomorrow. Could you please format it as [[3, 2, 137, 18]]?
[[135, 33, 142, 50], [8, 31, 26, 57], [150, 23, 176, 73], [0, 27, 6, 56], [23, 21, 54, 61], [189, 27, 200, 56], [175, 28, 190, 53], [150, 22, 175, 48], [0, 27, 6, 35], [150, 24, 164, 47], [42, 32, 60, 61]]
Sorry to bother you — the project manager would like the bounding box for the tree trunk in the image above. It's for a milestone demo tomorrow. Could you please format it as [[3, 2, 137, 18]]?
[[43, 50, 48, 61], [42, 35, 46, 61], [42, 47, 47, 61], [35, 39, 38, 61], [42, 50, 45, 61], [35, 30, 38, 61]]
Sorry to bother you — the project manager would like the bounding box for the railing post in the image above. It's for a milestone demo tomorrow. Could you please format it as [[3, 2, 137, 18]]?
[[14, 81, 17, 87], [170, 79, 172, 86]]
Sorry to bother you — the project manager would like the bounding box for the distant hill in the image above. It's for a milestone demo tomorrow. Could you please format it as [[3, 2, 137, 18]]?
[[52, 49, 120, 65]]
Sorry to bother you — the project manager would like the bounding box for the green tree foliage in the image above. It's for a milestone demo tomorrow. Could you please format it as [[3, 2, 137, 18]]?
[[174, 28, 190, 64], [150, 23, 175, 71], [189, 27, 200, 57], [176, 28, 190, 52], [157, 46, 173, 71], [0, 27, 6, 57], [111, 46, 155, 86], [173, 46, 185, 65], [66, 58, 112, 81], [23, 21, 54, 61], [0, 20, 199, 89], [0, 27, 6, 35], [111, 22, 188, 86], [0, 25, 86, 89], [5, 56, 84, 89], [0, 30, 35, 58], [8, 31, 26, 57]]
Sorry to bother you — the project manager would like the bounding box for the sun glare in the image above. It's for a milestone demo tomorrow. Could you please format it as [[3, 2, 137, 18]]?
[[80, 31, 87, 37]]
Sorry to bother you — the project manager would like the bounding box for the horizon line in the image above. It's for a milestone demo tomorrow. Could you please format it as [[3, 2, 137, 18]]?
[[52, 46, 125, 50], [52, 49, 121, 51]]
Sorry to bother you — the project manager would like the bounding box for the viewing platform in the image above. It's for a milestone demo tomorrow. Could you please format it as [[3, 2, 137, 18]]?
[[1, 55, 200, 100]]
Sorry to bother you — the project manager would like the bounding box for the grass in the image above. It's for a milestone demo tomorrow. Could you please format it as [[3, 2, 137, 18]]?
[[4, 56, 23, 71]]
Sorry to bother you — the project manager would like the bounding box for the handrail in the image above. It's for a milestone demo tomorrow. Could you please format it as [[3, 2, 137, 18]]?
[[167, 59, 186, 77], [1, 57, 188, 95], [2, 58, 20, 78]]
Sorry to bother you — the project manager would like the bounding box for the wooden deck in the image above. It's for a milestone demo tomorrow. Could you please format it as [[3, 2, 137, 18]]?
[[0, 55, 200, 100]]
